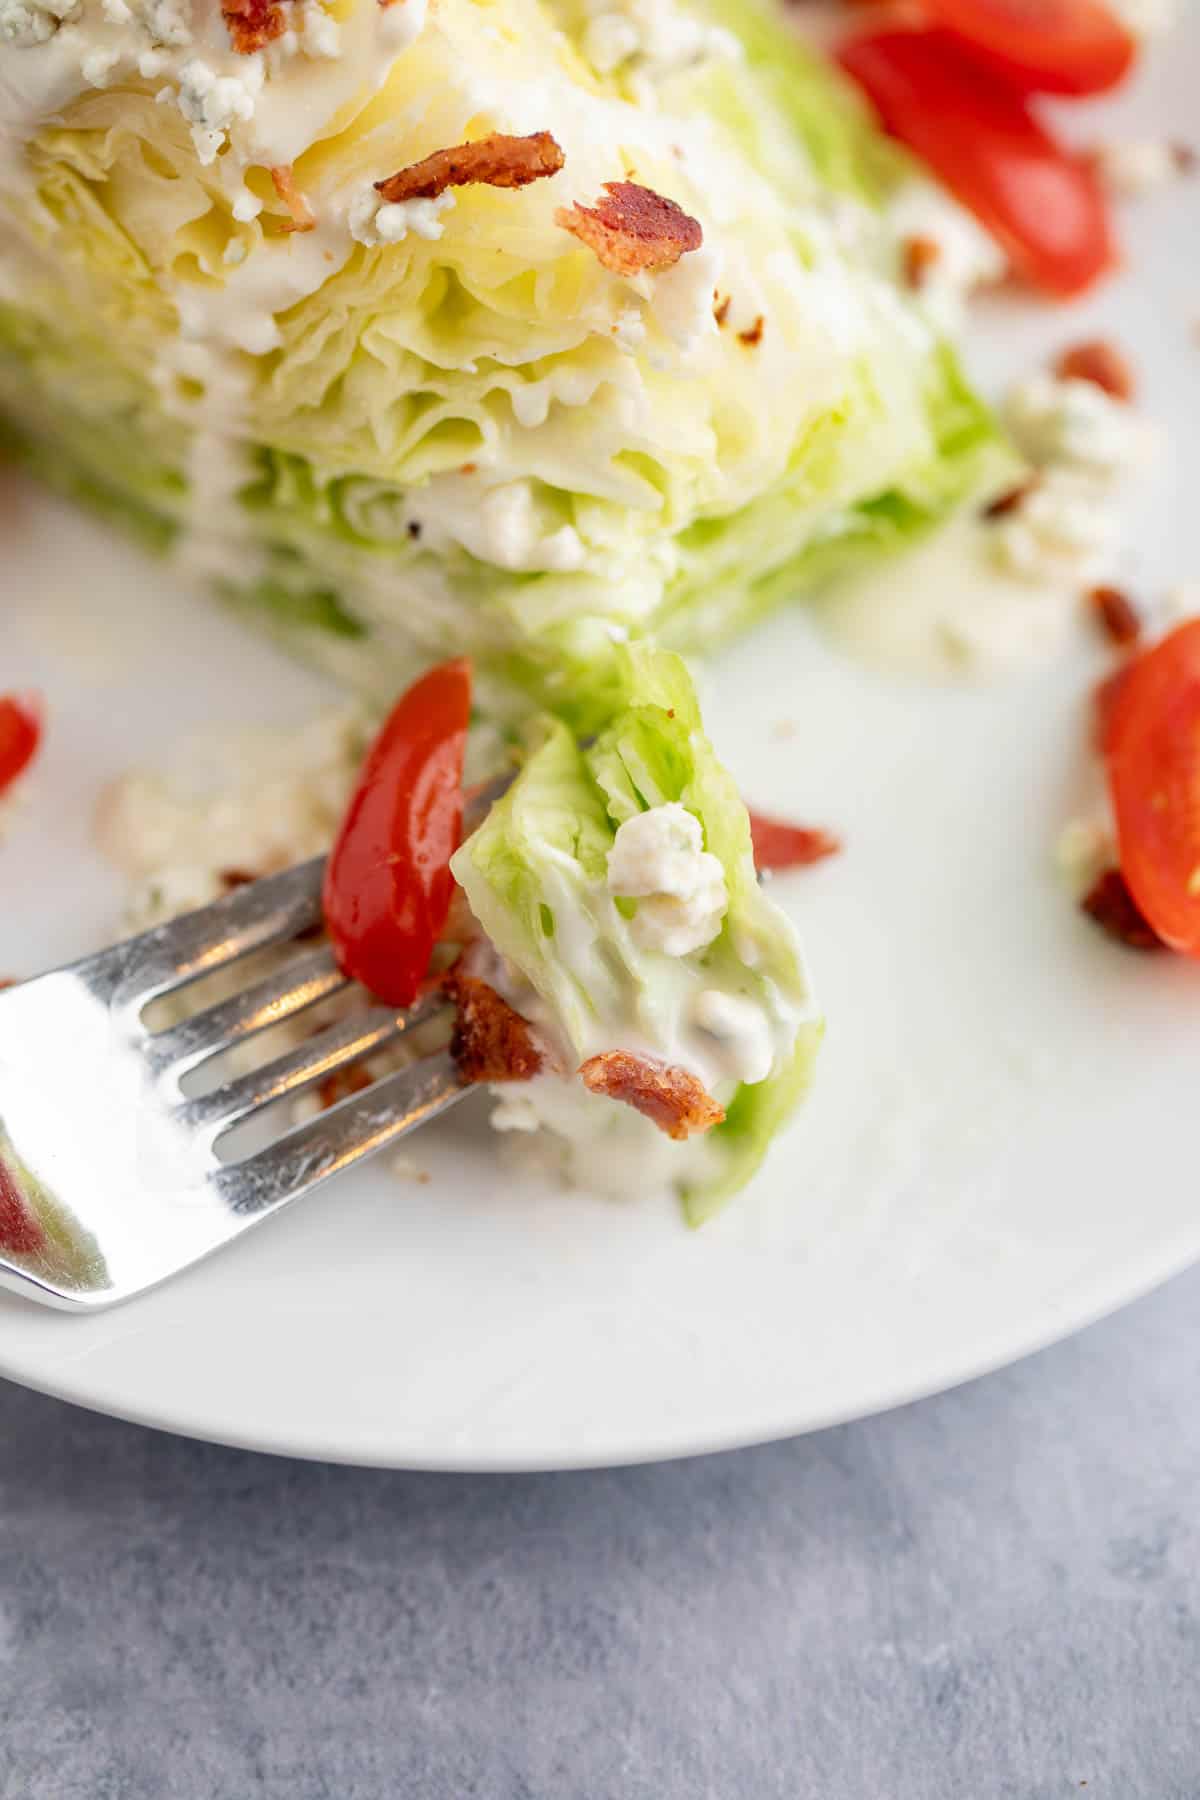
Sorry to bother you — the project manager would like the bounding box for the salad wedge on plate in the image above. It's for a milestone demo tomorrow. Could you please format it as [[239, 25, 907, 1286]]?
[[0, 0, 1010, 722]]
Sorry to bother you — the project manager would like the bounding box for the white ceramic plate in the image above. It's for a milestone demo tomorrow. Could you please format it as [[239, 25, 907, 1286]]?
[[3, 41, 1199, 1469]]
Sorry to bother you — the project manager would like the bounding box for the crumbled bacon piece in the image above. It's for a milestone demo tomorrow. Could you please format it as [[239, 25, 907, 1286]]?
[[902, 233, 941, 290], [747, 811, 841, 874], [578, 1051, 724, 1142], [375, 132, 564, 205], [556, 182, 702, 277], [222, 0, 289, 54], [737, 315, 765, 348], [1081, 867, 1164, 951], [1088, 584, 1143, 649], [316, 1062, 374, 1112], [1054, 338, 1135, 403], [219, 868, 258, 892], [271, 165, 316, 234], [445, 969, 543, 1086], [982, 477, 1039, 520]]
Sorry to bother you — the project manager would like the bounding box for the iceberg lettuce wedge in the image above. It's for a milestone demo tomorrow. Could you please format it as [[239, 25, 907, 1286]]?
[[0, 0, 1012, 721]]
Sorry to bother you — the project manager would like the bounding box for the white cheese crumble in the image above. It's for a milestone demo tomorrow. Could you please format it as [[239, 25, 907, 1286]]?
[[1003, 374, 1150, 482], [991, 374, 1155, 587], [0, 0, 77, 46], [992, 471, 1120, 585], [100, 710, 368, 929], [298, 0, 339, 59], [348, 188, 455, 247], [581, 0, 740, 81], [81, 42, 122, 82], [607, 803, 728, 957], [138, 0, 189, 46], [175, 57, 264, 165]]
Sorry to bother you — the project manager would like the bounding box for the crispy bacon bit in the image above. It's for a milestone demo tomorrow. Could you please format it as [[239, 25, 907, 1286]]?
[[982, 476, 1039, 520], [270, 165, 316, 234], [316, 1062, 374, 1112], [747, 811, 841, 874], [713, 292, 731, 327], [737, 315, 765, 348], [375, 132, 565, 205], [1081, 867, 1164, 951], [219, 868, 258, 892], [1054, 338, 1135, 403], [902, 233, 941, 290], [222, 0, 289, 54], [445, 969, 543, 1086], [1088, 584, 1143, 649], [556, 181, 703, 277], [578, 1051, 724, 1142]]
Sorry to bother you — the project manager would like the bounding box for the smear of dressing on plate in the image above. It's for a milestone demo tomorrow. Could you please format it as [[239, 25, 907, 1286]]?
[[820, 510, 1078, 679]]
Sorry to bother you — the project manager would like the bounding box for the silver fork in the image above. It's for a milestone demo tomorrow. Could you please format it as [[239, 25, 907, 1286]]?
[[0, 859, 465, 1311]]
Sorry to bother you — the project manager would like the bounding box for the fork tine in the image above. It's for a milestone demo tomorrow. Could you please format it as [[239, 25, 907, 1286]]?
[[145, 943, 348, 1081], [211, 1049, 465, 1216], [88, 859, 327, 1010], [177, 992, 448, 1142]]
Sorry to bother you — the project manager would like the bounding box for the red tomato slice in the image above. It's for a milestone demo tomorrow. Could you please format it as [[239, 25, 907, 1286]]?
[[839, 29, 1116, 297], [924, 0, 1136, 96], [323, 660, 472, 1007], [1103, 618, 1200, 957], [747, 811, 841, 873], [0, 693, 42, 798]]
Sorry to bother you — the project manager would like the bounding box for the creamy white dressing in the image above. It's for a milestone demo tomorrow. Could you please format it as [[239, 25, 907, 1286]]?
[[822, 510, 1082, 679]]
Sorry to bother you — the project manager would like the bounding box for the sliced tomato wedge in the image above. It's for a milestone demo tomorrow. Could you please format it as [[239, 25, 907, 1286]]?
[[923, 0, 1136, 96], [0, 693, 42, 798], [839, 29, 1116, 297], [747, 811, 841, 874], [323, 659, 472, 1007], [1102, 618, 1200, 957]]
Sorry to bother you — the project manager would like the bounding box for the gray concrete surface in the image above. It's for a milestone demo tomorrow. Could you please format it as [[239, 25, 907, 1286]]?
[[2, 1267, 1199, 1798]]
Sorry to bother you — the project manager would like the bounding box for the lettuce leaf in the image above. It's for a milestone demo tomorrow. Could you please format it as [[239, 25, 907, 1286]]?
[[452, 645, 822, 1219]]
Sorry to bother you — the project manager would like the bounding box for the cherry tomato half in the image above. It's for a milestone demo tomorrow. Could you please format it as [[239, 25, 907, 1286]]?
[[323, 660, 472, 1007], [747, 811, 841, 874], [839, 29, 1116, 297], [924, 0, 1136, 97], [0, 693, 42, 798], [1103, 618, 1200, 957]]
